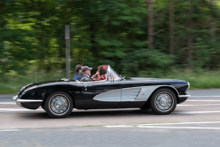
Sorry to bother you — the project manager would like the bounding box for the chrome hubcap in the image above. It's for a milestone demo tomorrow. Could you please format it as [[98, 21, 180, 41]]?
[[50, 96, 69, 114], [156, 93, 173, 111]]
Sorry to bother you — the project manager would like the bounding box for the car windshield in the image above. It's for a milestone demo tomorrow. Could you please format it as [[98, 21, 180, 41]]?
[[107, 66, 121, 81], [80, 65, 121, 82]]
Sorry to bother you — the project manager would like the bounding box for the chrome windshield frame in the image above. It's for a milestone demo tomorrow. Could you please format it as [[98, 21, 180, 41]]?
[[106, 65, 121, 81], [107, 65, 110, 81]]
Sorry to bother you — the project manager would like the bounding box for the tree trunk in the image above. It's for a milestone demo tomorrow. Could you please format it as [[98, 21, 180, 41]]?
[[210, 0, 216, 40], [169, 0, 174, 54], [0, 3, 4, 53], [147, 0, 154, 48], [210, 0, 217, 69], [187, 0, 193, 68]]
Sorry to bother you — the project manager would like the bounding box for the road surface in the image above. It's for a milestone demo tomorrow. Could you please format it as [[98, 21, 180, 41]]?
[[0, 89, 220, 147]]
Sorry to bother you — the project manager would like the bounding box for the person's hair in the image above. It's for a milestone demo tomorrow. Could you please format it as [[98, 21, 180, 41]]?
[[75, 64, 83, 73], [100, 68, 107, 76]]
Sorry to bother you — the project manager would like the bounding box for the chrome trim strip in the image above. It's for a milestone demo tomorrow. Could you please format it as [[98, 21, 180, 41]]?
[[178, 95, 191, 98], [17, 99, 43, 103]]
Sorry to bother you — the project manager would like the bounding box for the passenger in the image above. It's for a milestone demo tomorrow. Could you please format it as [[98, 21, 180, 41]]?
[[80, 66, 93, 81], [74, 64, 83, 80], [92, 65, 107, 81]]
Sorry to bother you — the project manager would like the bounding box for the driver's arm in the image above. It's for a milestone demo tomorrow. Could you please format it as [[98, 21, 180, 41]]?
[[91, 71, 100, 80]]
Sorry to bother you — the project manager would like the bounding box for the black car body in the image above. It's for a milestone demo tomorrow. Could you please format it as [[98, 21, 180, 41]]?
[[13, 65, 190, 118]]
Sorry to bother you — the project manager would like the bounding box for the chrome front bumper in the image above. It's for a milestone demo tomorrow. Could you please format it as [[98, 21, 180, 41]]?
[[13, 95, 19, 100], [13, 95, 43, 107], [178, 94, 191, 104], [13, 95, 21, 107]]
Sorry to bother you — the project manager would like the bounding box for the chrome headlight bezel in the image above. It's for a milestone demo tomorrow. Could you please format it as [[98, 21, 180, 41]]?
[[187, 82, 190, 90]]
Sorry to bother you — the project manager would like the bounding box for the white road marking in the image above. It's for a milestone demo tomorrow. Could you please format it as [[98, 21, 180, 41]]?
[[105, 121, 220, 130], [0, 129, 20, 132], [178, 104, 220, 106], [136, 126, 220, 130], [105, 125, 134, 128], [0, 102, 15, 105], [0, 108, 44, 112], [174, 111, 220, 114], [138, 121, 220, 126], [190, 96, 220, 98], [187, 100, 220, 101]]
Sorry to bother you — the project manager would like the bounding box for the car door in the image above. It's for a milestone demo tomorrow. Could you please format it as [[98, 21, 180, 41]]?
[[82, 80, 121, 109]]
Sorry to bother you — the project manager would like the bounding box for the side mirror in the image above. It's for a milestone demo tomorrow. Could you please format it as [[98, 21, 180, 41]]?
[[119, 75, 125, 80]]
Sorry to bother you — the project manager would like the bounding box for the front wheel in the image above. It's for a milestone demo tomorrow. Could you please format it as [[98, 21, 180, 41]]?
[[150, 88, 177, 115], [44, 92, 73, 118]]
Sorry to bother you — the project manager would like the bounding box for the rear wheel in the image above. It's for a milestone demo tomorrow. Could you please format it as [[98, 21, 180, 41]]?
[[44, 92, 73, 118], [150, 88, 177, 115]]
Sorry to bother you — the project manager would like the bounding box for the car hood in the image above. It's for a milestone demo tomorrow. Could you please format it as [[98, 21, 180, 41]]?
[[18, 80, 76, 95]]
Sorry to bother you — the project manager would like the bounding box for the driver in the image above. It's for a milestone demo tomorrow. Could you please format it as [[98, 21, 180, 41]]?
[[98, 67, 107, 81], [80, 66, 93, 81]]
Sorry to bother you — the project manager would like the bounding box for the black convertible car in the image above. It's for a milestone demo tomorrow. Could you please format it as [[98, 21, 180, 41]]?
[[13, 65, 190, 118]]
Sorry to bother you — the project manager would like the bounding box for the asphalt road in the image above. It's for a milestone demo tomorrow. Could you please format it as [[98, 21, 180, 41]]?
[[0, 89, 220, 147]]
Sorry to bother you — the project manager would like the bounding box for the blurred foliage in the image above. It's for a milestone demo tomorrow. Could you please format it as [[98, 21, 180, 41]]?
[[1, 0, 220, 87], [1, 69, 220, 93]]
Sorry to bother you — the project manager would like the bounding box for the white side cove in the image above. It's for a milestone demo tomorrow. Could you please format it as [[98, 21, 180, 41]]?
[[134, 86, 161, 101], [121, 87, 141, 101], [93, 86, 173, 102], [93, 89, 121, 102]]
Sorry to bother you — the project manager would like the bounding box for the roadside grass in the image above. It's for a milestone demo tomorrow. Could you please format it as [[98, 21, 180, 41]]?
[[0, 69, 220, 93], [161, 70, 220, 89], [139, 69, 220, 89]]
